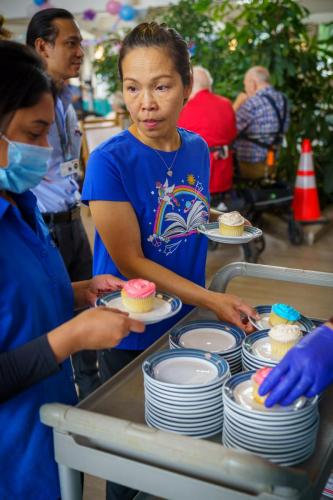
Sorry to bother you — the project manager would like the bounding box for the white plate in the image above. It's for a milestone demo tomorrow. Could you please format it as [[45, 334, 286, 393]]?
[[251, 337, 277, 362], [144, 382, 223, 400], [248, 305, 314, 332], [224, 414, 318, 437], [146, 404, 223, 426], [143, 349, 230, 389], [96, 291, 182, 325], [146, 413, 222, 436], [145, 398, 223, 416], [224, 425, 318, 452], [232, 379, 306, 412], [153, 357, 219, 385], [197, 223, 262, 244], [223, 431, 316, 461], [179, 328, 237, 352]]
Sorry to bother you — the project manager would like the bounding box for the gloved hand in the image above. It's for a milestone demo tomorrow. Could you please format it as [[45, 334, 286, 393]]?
[[259, 323, 333, 407]]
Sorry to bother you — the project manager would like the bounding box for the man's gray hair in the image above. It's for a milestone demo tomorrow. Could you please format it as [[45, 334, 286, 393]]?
[[192, 65, 213, 93], [247, 66, 270, 83]]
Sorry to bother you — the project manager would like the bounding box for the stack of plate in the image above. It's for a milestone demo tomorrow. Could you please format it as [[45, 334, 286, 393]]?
[[242, 330, 279, 370], [222, 371, 319, 466], [143, 349, 230, 438], [242, 328, 313, 371], [169, 321, 245, 374]]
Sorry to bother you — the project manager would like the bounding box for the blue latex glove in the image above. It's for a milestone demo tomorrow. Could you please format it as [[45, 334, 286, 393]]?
[[259, 324, 333, 407]]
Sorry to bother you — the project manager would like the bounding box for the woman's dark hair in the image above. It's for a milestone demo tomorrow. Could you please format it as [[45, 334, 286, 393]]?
[[118, 22, 192, 87], [0, 41, 55, 130], [26, 8, 74, 47]]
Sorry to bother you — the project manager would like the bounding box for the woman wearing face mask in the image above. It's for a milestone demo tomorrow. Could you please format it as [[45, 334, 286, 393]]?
[[0, 41, 145, 500]]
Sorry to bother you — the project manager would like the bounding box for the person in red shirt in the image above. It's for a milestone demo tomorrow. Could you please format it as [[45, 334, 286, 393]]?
[[178, 66, 237, 205]]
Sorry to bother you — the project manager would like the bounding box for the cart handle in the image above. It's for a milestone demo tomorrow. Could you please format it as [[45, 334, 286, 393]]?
[[40, 403, 309, 497], [209, 262, 333, 294]]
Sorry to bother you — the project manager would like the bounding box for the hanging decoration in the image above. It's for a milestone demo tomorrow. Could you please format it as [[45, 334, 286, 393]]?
[[83, 9, 97, 21], [119, 4, 137, 21], [33, 0, 46, 5], [188, 41, 196, 57], [106, 0, 121, 15]]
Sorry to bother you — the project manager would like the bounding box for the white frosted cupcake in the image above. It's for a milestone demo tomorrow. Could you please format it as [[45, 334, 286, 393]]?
[[268, 324, 303, 360], [218, 211, 244, 236]]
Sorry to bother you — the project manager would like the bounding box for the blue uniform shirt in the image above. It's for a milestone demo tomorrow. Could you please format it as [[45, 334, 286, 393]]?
[[0, 191, 77, 499], [32, 86, 82, 213], [82, 128, 210, 350]]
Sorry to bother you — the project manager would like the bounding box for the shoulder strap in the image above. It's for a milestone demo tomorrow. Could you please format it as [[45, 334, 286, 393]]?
[[261, 93, 287, 135], [238, 92, 287, 148]]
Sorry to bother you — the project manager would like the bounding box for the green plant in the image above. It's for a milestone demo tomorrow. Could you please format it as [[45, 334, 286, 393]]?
[[162, 0, 333, 201], [94, 0, 333, 200]]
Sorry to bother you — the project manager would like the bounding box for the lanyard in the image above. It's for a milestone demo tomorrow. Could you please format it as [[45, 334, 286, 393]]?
[[55, 101, 73, 161]]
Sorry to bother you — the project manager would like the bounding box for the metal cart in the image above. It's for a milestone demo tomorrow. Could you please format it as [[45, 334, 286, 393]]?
[[41, 262, 333, 500]]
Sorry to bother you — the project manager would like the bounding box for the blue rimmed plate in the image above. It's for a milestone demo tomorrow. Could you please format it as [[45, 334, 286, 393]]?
[[197, 222, 262, 244], [143, 349, 230, 388], [96, 290, 182, 325], [248, 305, 314, 332], [223, 371, 318, 416], [169, 320, 245, 353], [243, 329, 278, 364]]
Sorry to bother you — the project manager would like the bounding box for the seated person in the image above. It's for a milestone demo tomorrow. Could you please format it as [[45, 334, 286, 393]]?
[[233, 66, 289, 181], [178, 66, 237, 206]]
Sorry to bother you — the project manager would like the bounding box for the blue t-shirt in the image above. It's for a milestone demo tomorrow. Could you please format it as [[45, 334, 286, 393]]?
[[0, 191, 77, 500], [82, 128, 210, 349]]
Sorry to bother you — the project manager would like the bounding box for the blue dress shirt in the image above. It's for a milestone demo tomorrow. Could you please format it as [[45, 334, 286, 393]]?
[[32, 85, 82, 213], [0, 190, 77, 499]]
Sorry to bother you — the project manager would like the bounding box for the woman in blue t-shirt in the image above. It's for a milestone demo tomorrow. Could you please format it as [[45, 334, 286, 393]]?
[[83, 22, 255, 373], [0, 41, 145, 500], [82, 21, 256, 500]]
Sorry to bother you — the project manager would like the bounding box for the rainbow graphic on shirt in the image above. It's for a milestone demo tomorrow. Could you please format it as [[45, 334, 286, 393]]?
[[147, 177, 209, 255]]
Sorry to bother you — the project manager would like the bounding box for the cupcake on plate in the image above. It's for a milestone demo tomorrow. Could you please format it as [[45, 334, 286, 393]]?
[[269, 303, 300, 326], [268, 324, 302, 361], [121, 279, 156, 313], [218, 211, 245, 236], [252, 367, 272, 404]]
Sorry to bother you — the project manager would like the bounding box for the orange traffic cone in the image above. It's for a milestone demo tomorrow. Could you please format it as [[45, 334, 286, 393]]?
[[293, 139, 321, 222]]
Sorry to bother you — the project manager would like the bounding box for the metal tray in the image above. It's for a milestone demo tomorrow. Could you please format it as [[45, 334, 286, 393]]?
[[41, 263, 333, 500]]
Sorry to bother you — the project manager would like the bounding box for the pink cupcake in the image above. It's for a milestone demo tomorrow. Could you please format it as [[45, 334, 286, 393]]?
[[121, 279, 156, 313], [252, 367, 272, 405]]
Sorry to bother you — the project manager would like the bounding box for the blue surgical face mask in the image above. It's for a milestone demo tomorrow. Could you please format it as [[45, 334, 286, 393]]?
[[0, 134, 52, 194]]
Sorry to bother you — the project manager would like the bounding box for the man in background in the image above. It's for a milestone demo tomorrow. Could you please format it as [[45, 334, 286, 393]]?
[[178, 66, 237, 207], [27, 8, 99, 399], [233, 66, 289, 180]]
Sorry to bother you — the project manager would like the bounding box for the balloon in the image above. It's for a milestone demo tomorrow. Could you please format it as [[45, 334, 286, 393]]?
[[119, 4, 137, 21], [106, 0, 121, 15], [83, 9, 97, 21], [188, 42, 196, 57], [34, 0, 46, 5]]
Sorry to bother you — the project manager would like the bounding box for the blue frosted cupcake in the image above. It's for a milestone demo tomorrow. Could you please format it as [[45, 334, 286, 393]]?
[[269, 303, 301, 326]]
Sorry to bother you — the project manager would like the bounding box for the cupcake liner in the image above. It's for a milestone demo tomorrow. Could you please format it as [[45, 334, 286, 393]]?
[[218, 222, 244, 237], [121, 290, 155, 313], [251, 377, 267, 405], [269, 312, 295, 326], [269, 338, 298, 361]]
